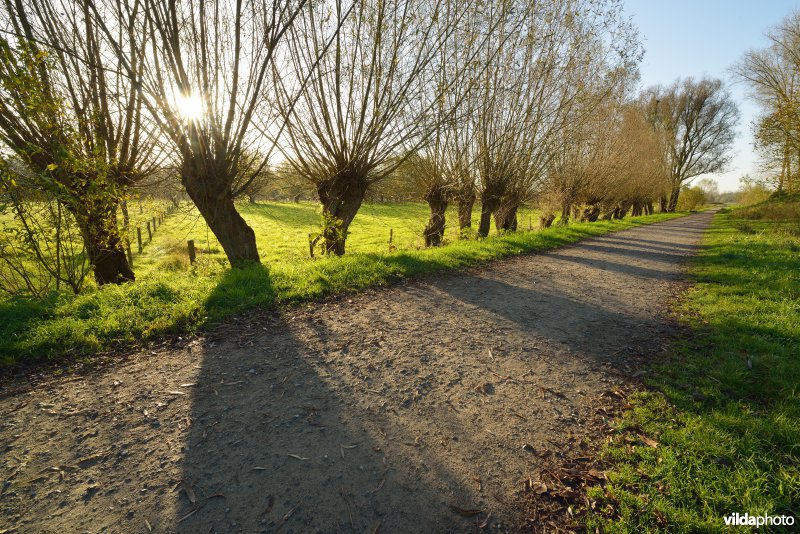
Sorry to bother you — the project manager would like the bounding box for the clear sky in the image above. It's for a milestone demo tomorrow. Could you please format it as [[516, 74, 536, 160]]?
[[623, 0, 800, 192]]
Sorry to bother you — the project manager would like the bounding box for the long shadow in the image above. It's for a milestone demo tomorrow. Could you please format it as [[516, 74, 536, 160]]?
[[204, 264, 276, 321], [174, 310, 485, 532], [0, 292, 60, 365], [544, 253, 686, 281], [597, 236, 698, 251], [433, 272, 671, 358], [571, 243, 693, 265]]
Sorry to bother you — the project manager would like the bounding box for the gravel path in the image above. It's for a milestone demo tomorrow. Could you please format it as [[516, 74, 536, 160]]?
[[0, 211, 714, 533]]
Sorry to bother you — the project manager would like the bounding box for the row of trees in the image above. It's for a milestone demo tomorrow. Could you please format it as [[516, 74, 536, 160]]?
[[0, 0, 738, 293]]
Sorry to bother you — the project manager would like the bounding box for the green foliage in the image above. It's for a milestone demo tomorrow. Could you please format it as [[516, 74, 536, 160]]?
[[738, 193, 800, 222], [0, 164, 90, 296], [586, 198, 800, 532], [0, 201, 682, 364], [737, 175, 774, 206], [676, 185, 707, 211]]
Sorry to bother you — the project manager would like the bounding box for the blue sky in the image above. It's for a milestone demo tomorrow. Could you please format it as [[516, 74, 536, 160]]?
[[623, 0, 800, 192]]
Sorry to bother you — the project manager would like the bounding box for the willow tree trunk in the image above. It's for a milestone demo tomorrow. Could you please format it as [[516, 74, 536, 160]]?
[[423, 187, 448, 247], [457, 190, 476, 234], [539, 213, 556, 228], [583, 206, 601, 222], [667, 185, 681, 212], [183, 174, 260, 267], [70, 197, 135, 285], [478, 186, 504, 237], [494, 202, 518, 232], [659, 194, 668, 212], [317, 173, 368, 255], [559, 199, 571, 225], [478, 200, 498, 237]]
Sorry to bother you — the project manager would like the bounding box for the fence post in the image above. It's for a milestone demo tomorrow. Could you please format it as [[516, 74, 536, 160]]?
[[137, 227, 143, 252], [152, 216, 157, 231], [389, 228, 393, 244], [188, 240, 196, 264], [125, 238, 133, 265], [146, 221, 152, 241]]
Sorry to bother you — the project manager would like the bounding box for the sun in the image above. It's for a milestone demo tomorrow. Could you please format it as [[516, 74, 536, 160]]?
[[174, 92, 204, 121]]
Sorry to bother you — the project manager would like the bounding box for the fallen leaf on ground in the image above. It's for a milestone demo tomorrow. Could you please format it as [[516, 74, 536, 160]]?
[[637, 434, 659, 448], [181, 480, 196, 504], [288, 454, 309, 461], [449, 505, 483, 517]]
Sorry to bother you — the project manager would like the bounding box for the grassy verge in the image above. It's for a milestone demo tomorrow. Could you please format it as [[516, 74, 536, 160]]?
[[0, 207, 684, 366], [586, 197, 800, 532]]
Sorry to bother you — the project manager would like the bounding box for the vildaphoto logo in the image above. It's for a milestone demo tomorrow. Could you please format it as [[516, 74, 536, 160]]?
[[723, 512, 795, 528]]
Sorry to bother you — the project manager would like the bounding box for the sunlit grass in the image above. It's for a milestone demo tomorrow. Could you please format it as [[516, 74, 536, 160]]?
[[586, 196, 800, 532]]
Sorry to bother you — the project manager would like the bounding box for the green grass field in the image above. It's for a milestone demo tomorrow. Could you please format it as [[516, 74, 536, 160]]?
[[0, 201, 684, 366], [586, 196, 800, 532]]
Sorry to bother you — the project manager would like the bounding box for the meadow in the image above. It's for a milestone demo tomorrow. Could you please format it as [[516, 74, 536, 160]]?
[[586, 195, 800, 532], [0, 201, 683, 365]]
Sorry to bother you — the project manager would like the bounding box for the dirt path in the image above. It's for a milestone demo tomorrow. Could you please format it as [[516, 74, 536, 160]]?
[[0, 212, 715, 533]]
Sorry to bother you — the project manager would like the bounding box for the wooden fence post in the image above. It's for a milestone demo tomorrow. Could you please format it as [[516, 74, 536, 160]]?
[[125, 238, 133, 265], [389, 228, 393, 244], [188, 240, 196, 264], [152, 216, 157, 231], [137, 227, 143, 252], [146, 221, 152, 241]]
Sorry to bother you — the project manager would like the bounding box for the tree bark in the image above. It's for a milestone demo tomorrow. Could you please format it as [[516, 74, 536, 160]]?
[[539, 213, 556, 228], [659, 194, 668, 212], [583, 205, 601, 222], [559, 199, 571, 225], [494, 202, 518, 232], [667, 185, 681, 212], [183, 173, 260, 267], [70, 197, 135, 285], [457, 190, 475, 234], [477, 188, 502, 237], [423, 186, 448, 247], [317, 172, 368, 255]]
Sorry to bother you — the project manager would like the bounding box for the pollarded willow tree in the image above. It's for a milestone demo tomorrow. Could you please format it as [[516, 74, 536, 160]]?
[[411, 0, 498, 246], [562, 101, 670, 222], [94, 0, 310, 267], [0, 0, 158, 285], [643, 78, 739, 212], [470, 0, 641, 236], [273, 0, 480, 255]]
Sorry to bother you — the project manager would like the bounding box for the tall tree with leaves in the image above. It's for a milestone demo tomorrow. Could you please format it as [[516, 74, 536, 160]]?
[[644, 78, 738, 212], [735, 10, 800, 194]]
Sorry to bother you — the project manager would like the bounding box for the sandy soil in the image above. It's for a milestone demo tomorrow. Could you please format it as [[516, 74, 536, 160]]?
[[0, 212, 714, 533]]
